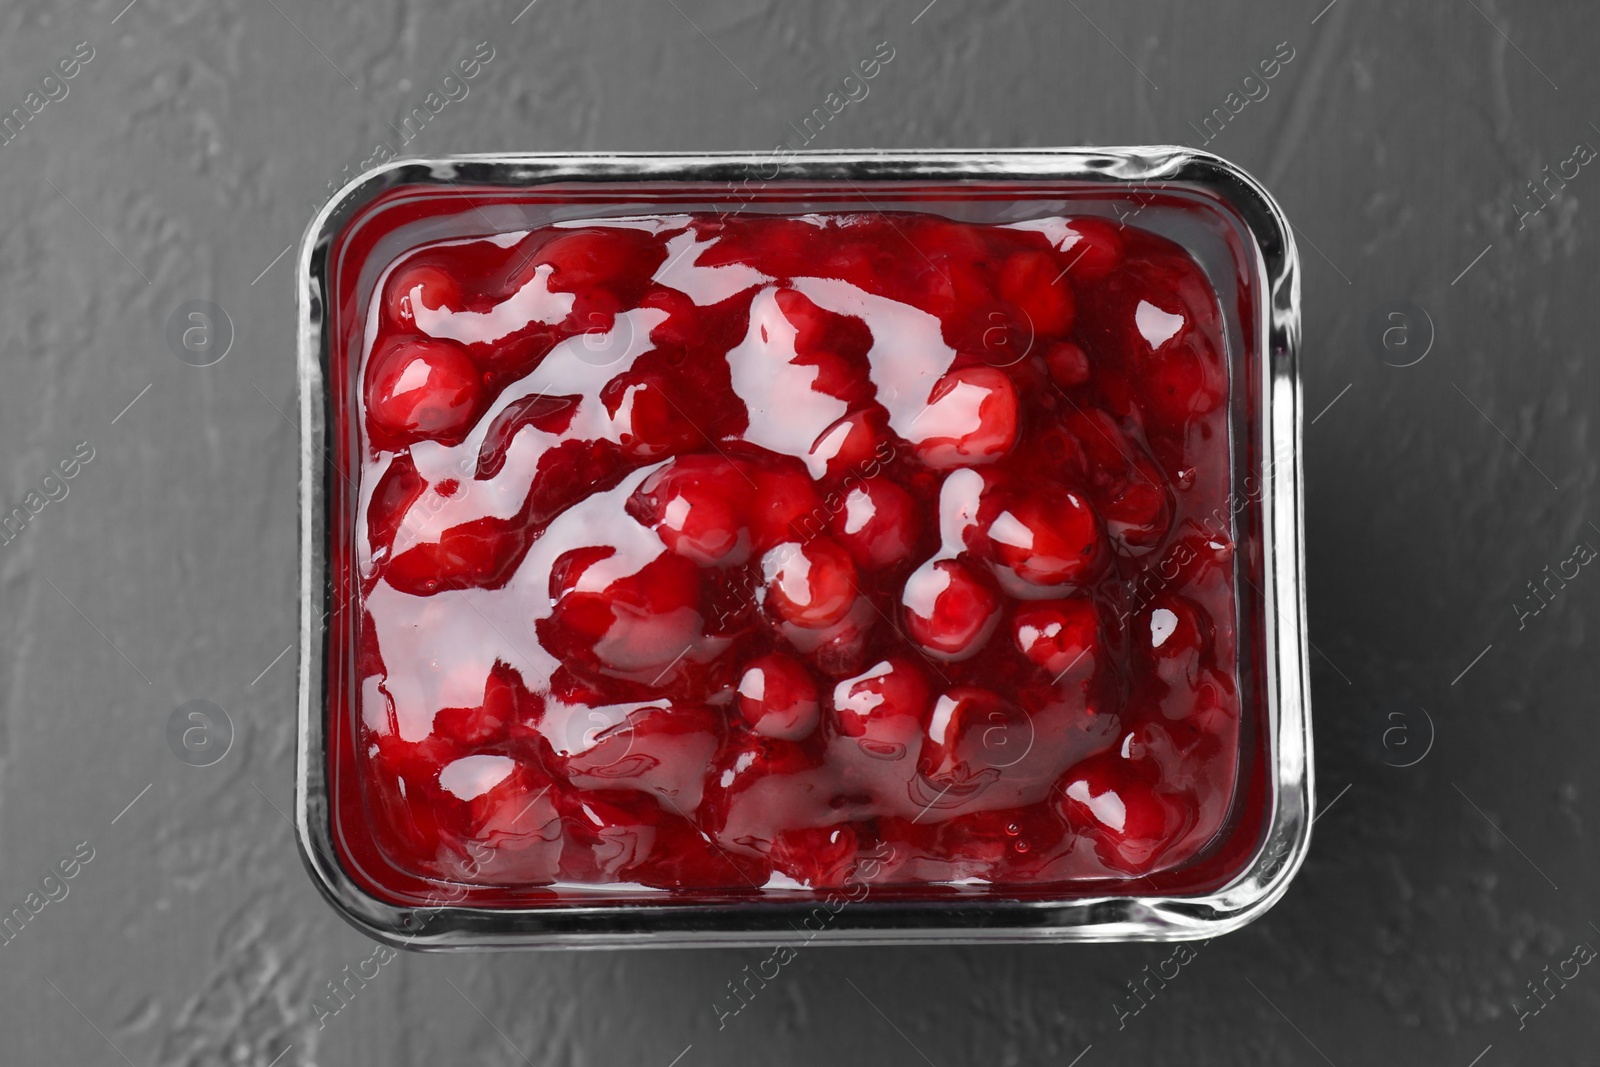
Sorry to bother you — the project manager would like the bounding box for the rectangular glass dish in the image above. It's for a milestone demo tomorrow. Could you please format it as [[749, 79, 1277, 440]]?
[[294, 148, 1311, 948]]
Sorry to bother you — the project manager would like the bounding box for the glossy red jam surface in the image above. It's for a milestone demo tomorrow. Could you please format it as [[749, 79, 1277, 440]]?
[[329, 195, 1262, 903]]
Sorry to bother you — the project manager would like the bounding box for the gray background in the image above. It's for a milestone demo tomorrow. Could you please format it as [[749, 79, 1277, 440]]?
[[0, 0, 1594, 1064]]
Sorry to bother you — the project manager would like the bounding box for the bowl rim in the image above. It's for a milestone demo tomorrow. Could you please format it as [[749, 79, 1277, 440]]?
[[294, 147, 1311, 949]]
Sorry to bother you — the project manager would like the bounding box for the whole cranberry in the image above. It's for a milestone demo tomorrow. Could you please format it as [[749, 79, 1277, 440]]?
[[626, 454, 754, 567], [919, 686, 1034, 785], [911, 366, 1019, 470], [901, 558, 999, 661], [762, 538, 858, 628], [1056, 217, 1124, 283], [789, 597, 876, 679], [809, 407, 891, 483], [1044, 341, 1091, 388], [538, 548, 709, 681], [917, 257, 1001, 341], [1143, 337, 1226, 424], [1012, 598, 1101, 681], [998, 249, 1076, 338], [1150, 533, 1237, 593], [365, 336, 483, 446], [831, 658, 932, 760], [737, 653, 822, 740], [1080, 252, 1226, 431], [1143, 665, 1239, 748], [748, 459, 823, 550], [976, 483, 1107, 594], [1055, 750, 1190, 875], [383, 262, 461, 329], [1142, 596, 1212, 689], [1102, 476, 1172, 554], [700, 732, 827, 861], [830, 478, 920, 569]]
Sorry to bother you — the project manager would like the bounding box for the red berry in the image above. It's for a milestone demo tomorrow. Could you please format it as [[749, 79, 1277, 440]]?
[[809, 407, 891, 482], [700, 732, 826, 862], [791, 598, 875, 680], [911, 366, 1019, 470], [977, 483, 1106, 593], [998, 250, 1076, 337], [1140, 665, 1239, 750], [748, 459, 823, 550], [901, 558, 999, 661], [830, 478, 920, 569], [738, 653, 821, 740], [831, 658, 931, 760], [1143, 337, 1225, 424], [919, 685, 1033, 784], [920, 259, 1003, 344], [1057, 217, 1124, 283], [1049, 408, 1172, 554], [1102, 478, 1172, 552], [1077, 250, 1226, 431], [1044, 341, 1091, 388], [1055, 750, 1189, 874], [635, 810, 774, 890], [904, 218, 996, 317], [1012, 599, 1101, 681], [367, 732, 461, 868], [1142, 596, 1212, 689], [384, 262, 461, 329], [1151, 532, 1237, 593], [626, 454, 753, 567], [762, 538, 857, 628], [538, 548, 708, 681], [365, 336, 483, 445], [555, 789, 663, 884]]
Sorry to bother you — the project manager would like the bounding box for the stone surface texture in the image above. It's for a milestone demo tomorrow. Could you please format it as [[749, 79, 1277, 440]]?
[[0, 1, 1593, 1064]]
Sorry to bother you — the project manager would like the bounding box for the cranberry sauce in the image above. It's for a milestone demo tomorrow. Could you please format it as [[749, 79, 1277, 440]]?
[[334, 206, 1248, 899]]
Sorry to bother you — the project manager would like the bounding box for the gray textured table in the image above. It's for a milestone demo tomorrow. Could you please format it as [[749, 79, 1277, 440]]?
[[1, 1, 1594, 1064]]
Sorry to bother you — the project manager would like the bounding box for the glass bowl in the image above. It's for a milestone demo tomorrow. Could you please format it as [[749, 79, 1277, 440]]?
[[294, 147, 1311, 948]]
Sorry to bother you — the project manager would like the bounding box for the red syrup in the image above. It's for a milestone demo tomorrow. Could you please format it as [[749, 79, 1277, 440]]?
[[325, 194, 1265, 905]]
